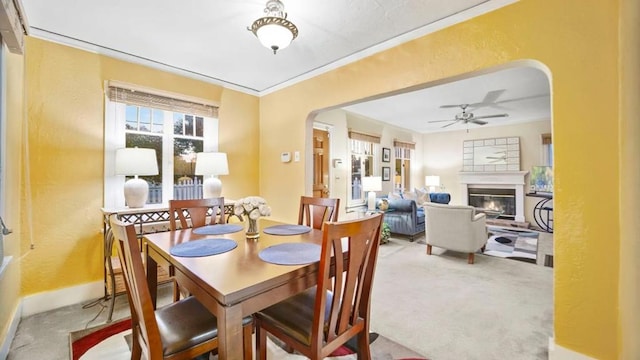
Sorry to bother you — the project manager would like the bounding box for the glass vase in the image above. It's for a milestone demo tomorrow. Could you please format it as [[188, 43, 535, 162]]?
[[246, 218, 260, 239]]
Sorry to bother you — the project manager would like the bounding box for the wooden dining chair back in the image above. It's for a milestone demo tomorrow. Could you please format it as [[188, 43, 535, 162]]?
[[168, 197, 226, 231], [109, 214, 253, 360], [255, 213, 384, 360], [298, 196, 340, 230]]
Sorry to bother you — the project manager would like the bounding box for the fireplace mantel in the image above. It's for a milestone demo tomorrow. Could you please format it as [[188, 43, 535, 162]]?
[[459, 171, 529, 222]]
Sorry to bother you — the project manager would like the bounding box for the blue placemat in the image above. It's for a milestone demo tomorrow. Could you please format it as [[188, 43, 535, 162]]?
[[192, 224, 243, 235], [258, 243, 321, 265], [263, 224, 312, 236], [170, 238, 237, 257]]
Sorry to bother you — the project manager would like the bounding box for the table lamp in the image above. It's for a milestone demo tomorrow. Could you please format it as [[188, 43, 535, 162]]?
[[425, 175, 440, 193], [362, 176, 382, 211], [195, 152, 229, 198], [115, 148, 159, 208]]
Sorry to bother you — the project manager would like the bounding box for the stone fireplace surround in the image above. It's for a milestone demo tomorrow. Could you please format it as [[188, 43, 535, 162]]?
[[459, 171, 528, 223]]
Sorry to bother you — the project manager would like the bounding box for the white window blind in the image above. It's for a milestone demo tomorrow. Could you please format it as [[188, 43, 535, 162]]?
[[107, 83, 218, 118]]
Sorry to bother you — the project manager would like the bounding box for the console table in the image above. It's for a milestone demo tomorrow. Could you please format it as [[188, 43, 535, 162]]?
[[100, 201, 238, 322]]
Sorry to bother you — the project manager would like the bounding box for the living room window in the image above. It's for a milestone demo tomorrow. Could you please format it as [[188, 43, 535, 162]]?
[[394, 140, 415, 192], [348, 130, 380, 207], [104, 83, 219, 208], [541, 133, 553, 166]]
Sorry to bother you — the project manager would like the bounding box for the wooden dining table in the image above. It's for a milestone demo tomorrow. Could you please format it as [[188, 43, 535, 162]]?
[[143, 219, 325, 360]]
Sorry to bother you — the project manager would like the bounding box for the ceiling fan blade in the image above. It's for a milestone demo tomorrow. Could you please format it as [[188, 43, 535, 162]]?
[[441, 121, 459, 128], [439, 104, 465, 109], [428, 119, 458, 123], [495, 93, 549, 105], [480, 89, 506, 105], [469, 119, 488, 125], [471, 113, 509, 120]]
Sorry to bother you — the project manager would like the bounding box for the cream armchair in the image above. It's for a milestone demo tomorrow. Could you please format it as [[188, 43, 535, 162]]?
[[424, 203, 487, 264]]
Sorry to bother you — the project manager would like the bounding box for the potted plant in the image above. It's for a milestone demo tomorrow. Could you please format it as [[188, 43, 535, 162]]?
[[380, 222, 391, 244]]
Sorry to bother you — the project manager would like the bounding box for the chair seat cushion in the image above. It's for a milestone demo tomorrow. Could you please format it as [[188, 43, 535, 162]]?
[[156, 296, 252, 356], [256, 287, 332, 346]]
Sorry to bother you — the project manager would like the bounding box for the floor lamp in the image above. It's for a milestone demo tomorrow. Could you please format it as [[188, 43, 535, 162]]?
[[362, 176, 382, 211]]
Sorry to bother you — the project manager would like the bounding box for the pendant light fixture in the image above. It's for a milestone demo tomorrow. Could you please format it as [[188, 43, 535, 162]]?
[[248, 0, 298, 54]]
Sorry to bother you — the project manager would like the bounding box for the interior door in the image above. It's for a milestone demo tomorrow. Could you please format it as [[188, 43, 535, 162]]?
[[312, 128, 330, 198]]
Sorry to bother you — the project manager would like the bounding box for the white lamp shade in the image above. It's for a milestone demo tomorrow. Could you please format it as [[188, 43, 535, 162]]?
[[362, 176, 382, 192], [425, 175, 440, 192], [425, 176, 440, 187], [362, 176, 382, 211], [257, 23, 294, 51], [195, 152, 229, 176], [115, 148, 158, 176]]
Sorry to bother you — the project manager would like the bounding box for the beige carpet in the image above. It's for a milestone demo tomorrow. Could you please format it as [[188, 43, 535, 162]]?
[[370, 237, 553, 360]]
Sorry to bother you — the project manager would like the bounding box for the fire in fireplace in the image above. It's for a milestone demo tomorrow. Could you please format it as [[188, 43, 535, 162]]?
[[468, 188, 516, 219]]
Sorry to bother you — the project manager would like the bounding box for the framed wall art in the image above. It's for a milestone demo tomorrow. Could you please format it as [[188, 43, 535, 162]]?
[[382, 147, 391, 162], [382, 167, 391, 181]]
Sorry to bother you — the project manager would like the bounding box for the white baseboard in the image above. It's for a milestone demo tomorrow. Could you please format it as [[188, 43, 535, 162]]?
[[0, 301, 22, 360], [549, 337, 596, 360], [21, 280, 104, 318]]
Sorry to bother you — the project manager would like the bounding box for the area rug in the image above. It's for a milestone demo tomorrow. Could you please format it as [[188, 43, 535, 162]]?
[[483, 227, 539, 262], [69, 317, 427, 360]]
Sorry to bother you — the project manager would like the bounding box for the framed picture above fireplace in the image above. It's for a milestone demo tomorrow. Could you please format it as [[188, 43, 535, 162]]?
[[463, 137, 520, 172]]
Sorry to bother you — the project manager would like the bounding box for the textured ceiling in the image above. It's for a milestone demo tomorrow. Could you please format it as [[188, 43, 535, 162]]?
[[20, 0, 550, 133], [342, 65, 551, 134], [21, 0, 515, 94]]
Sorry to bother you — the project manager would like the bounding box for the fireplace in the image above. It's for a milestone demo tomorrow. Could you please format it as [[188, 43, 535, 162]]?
[[459, 171, 528, 223], [468, 187, 516, 219]]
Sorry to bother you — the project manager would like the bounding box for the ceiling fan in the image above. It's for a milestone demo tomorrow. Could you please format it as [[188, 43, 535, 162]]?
[[429, 104, 509, 128]]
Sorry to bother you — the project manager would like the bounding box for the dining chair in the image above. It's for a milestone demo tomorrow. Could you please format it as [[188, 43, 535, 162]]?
[[298, 196, 340, 230], [254, 213, 384, 360], [168, 197, 227, 300], [109, 214, 253, 360], [168, 197, 227, 231]]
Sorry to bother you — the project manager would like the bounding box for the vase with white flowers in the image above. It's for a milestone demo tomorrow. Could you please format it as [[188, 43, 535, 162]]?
[[234, 196, 271, 239]]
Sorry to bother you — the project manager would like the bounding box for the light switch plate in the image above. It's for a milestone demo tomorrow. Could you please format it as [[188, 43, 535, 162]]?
[[294, 151, 300, 162]]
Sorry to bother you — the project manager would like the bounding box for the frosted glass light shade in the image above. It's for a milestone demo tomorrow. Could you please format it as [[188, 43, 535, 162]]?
[[115, 148, 158, 208], [256, 23, 294, 52], [195, 152, 229, 198], [362, 176, 382, 211], [249, 0, 298, 54]]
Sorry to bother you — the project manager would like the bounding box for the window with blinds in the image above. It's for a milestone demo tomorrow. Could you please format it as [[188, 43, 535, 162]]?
[[348, 130, 380, 206], [394, 140, 414, 192], [541, 133, 553, 166], [104, 83, 220, 208]]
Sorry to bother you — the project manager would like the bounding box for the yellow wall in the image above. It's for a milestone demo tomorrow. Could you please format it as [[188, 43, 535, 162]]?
[[619, 0, 640, 357], [20, 37, 259, 295], [259, 0, 623, 358], [0, 46, 25, 346], [6, 0, 634, 358]]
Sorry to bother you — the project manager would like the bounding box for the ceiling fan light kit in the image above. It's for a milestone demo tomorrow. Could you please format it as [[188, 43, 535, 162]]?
[[249, 0, 298, 54]]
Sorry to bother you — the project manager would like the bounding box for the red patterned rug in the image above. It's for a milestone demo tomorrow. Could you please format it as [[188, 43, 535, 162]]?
[[69, 317, 427, 359]]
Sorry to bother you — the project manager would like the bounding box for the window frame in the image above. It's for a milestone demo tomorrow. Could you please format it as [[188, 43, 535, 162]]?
[[347, 138, 379, 207], [104, 85, 219, 209]]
